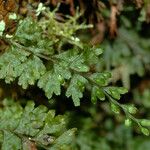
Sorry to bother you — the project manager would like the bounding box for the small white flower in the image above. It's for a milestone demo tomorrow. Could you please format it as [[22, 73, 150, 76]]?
[[36, 3, 46, 16], [9, 13, 17, 20], [0, 20, 5, 36]]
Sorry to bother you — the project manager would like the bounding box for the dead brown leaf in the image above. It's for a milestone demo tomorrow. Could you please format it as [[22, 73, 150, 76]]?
[[109, 4, 118, 38]]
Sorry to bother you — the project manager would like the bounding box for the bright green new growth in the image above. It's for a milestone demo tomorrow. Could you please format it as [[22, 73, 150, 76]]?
[[0, 99, 76, 150]]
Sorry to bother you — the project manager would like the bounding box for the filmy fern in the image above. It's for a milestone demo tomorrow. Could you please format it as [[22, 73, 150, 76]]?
[[0, 3, 150, 140], [0, 99, 76, 150]]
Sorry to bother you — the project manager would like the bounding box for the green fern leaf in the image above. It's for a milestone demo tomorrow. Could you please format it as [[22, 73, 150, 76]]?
[[90, 72, 111, 86], [0, 100, 76, 150], [105, 87, 128, 100], [54, 62, 71, 80], [0, 45, 46, 89], [66, 74, 87, 106], [38, 71, 61, 99], [91, 86, 105, 104], [15, 18, 54, 55], [1, 131, 21, 150], [0, 47, 29, 83], [17, 56, 46, 89]]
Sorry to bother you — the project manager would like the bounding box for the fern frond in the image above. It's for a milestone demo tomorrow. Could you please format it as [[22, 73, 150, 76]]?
[[0, 99, 76, 150], [0, 6, 149, 136]]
